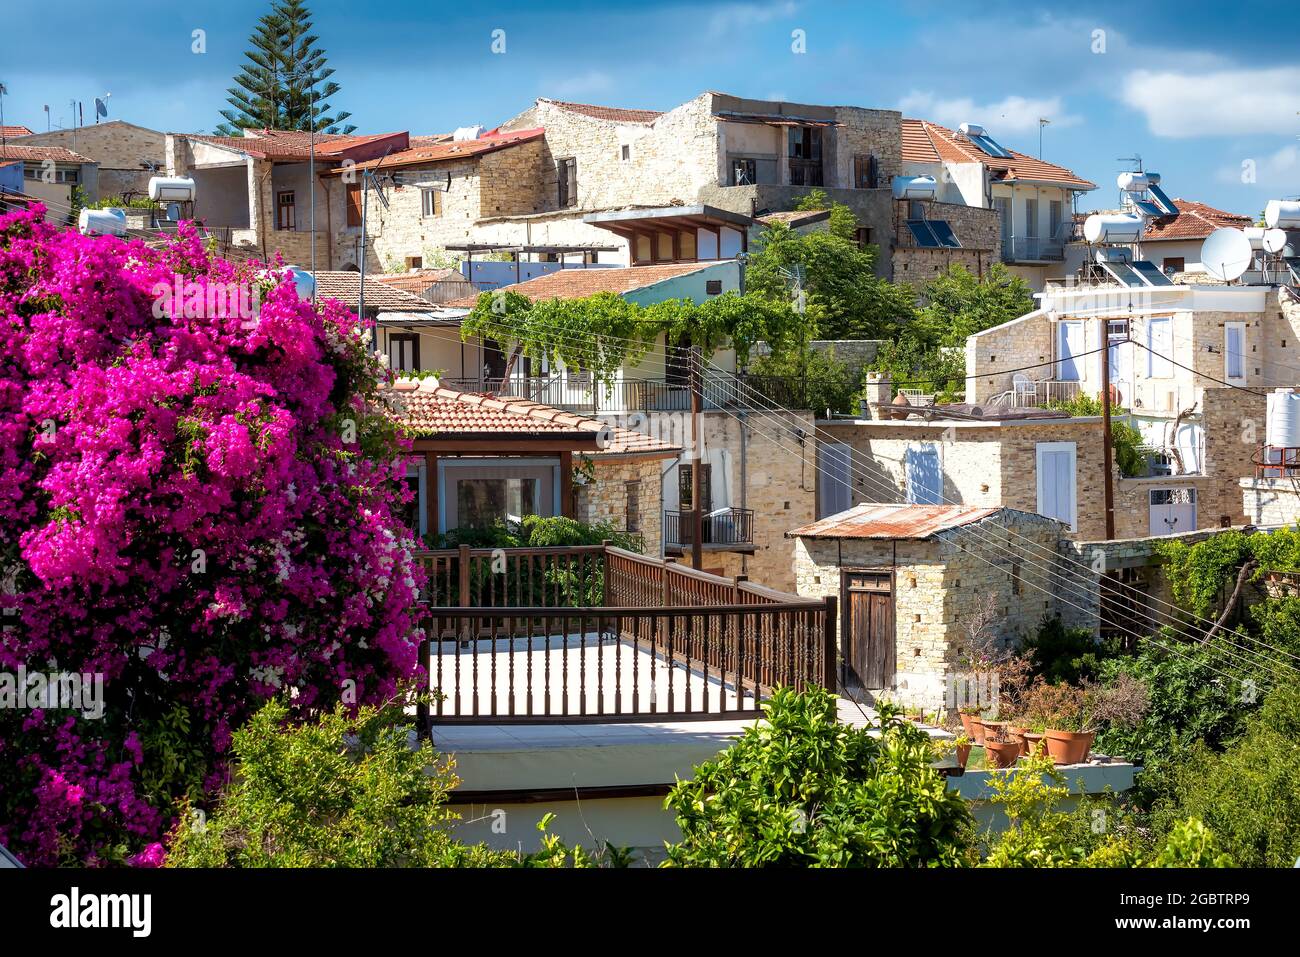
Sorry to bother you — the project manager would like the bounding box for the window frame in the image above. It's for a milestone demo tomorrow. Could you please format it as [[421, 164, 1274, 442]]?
[[1225, 321, 1247, 384], [420, 187, 441, 218]]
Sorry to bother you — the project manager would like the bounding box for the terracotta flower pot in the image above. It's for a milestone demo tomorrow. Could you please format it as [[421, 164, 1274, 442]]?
[[979, 721, 1008, 743], [958, 712, 977, 736], [1022, 732, 1047, 757], [955, 743, 972, 769], [1009, 726, 1029, 756], [968, 717, 986, 744], [984, 738, 1021, 769], [1044, 730, 1095, 766]]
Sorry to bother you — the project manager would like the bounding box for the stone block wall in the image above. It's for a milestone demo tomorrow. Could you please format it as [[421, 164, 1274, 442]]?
[[576, 456, 665, 556], [1241, 476, 1300, 526], [22, 122, 164, 202], [1200, 386, 1267, 528], [965, 308, 1052, 404]]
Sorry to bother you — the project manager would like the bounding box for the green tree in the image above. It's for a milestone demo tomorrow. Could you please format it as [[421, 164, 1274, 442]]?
[[663, 687, 976, 867], [217, 0, 354, 135]]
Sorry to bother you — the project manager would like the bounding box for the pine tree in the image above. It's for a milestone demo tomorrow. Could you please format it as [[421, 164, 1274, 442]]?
[[216, 0, 354, 136]]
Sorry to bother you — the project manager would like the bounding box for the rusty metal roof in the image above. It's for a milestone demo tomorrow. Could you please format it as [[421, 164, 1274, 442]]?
[[787, 504, 1002, 540]]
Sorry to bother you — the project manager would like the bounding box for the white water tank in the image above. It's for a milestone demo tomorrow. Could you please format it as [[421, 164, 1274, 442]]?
[[891, 174, 937, 200], [1117, 171, 1154, 192], [148, 176, 196, 203], [958, 122, 987, 138], [1265, 199, 1300, 230], [78, 207, 127, 237], [1267, 389, 1300, 448], [1084, 212, 1144, 244], [452, 125, 483, 141]]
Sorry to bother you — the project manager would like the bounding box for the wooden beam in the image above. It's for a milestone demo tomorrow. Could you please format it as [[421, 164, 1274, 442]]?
[[424, 451, 439, 540], [560, 450, 574, 518]]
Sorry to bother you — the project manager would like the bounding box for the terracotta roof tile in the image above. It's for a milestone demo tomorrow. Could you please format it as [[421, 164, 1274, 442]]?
[[787, 503, 1006, 540], [183, 130, 406, 161], [444, 262, 717, 309], [539, 99, 663, 124], [0, 126, 33, 138], [901, 119, 1095, 190], [329, 128, 544, 174], [311, 271, 438, 312], [1141, 198, 1252, 241], [0, 143, 95, 164], [394, 384, 680, 457], [374, 268, 464, 292]]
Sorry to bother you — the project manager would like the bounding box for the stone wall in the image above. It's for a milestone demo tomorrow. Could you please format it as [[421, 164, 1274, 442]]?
[[893, 247, 993, 291], [792, 508, 1063, 709], [22, 121, 164, 202], [1242, 476, 1300, 526], [575, 456, 665, 556], [965, 308, 1051, 404], [1200, 386, 1268, 528]]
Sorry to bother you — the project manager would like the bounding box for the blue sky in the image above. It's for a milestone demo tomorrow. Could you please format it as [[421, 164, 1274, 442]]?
[[2, 0, 1297, 213]]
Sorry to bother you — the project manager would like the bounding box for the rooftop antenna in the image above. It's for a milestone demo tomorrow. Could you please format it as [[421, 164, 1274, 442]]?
[[0, 82, 7, 149], [777, 264, 805, 313], [1038, 117, 1050, 159]]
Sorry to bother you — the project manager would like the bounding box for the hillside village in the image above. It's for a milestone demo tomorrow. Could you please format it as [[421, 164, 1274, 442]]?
[[2, 0, 1300, 889]]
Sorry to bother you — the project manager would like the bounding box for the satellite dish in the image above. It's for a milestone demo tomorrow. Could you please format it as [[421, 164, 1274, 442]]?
[[1200, 228, 1253, 282], [1263, 228, 1288, 255]]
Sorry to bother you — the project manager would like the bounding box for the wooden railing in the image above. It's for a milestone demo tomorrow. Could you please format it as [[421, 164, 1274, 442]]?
[[414, 545, 836, 725]]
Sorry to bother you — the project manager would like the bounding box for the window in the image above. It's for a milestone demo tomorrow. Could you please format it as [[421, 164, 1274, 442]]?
[[557, 157, 577, 208], [405, 256, 423, 270], [456, 477, 539, 529], [731, 157, 757, 186], [420, 188, 441, 218], [678, 463, 712, 513], [276, 190, 296, 230], [1024, 198, 1039, 238], [679, 230, 697, 260], [1225, 321, 1246, 383], [855, 227, 873, 250], [852, 154, 878, 190], [345, 183, 362, 226], [388, 333, 419, 372], [25, 164, 80, 184], [1147, 317, 1173, 378], [620, 144, 631, 162], [625, 481, 641, 532], [994, 196, 1011, 247], [817, 443, 852, 518], [904, 444, 942, 505], [656, 231, 673, 261], [1056, 320, 1085, 381], [1163, 257, 1184, 276], [633, 234, 652, 264], [705, 279, 723, 295], [787, 126, 823, 187], [1049, 200, 1063, 239], [1036, 442, 1077, 532]]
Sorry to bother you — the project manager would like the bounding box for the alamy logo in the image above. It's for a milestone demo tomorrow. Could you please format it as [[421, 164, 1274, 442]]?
[[49, 887, 151, 937], [0, 667, 104, 718]]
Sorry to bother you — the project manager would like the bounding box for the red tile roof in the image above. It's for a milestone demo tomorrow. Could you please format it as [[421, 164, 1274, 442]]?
[[0, 126, 33, 138], [184, 129, 407, 161], [444, 262, 717, 309], [375, 268, 464, 292], [311, 271, 438, 312], [327, 128, 544, 174], [1141, 198, 1252, 241], [787, 504, 1003, 540], [0, 143, 95, 164], [539, 99, 663, 124], [901, 119, 1096, 190], [394, 384, 681, 457]]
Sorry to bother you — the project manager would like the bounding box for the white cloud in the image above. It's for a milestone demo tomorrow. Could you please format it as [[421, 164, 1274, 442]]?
[[896, 91, 1081, 135], [1216, 144, 1300, 189], [706, 1, 800, 38], [1122, 67, 1300, 137]]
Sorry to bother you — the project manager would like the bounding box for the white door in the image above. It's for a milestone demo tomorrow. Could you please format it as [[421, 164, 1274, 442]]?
[[1036, 442, 1077, 531], [905, 444, 942, 505], [818, 442, 852, 518], [1057, 321, 1084, 381], [1150, 488, 1196, 535]]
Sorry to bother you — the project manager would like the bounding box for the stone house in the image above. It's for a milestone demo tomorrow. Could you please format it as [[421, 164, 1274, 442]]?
[[816, 396, 1111, 540], [901, 118, 1096, 290], [17, 120, 164, 200], [390, 381, 680, 554], [966, 280, 1285, 537], [165, 128, 408, 267], [0, 143, 97, 224], [790, 503, 1064, 708]]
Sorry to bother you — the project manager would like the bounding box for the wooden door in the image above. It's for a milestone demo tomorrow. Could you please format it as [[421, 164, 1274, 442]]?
[[843, 571, 894, 689]]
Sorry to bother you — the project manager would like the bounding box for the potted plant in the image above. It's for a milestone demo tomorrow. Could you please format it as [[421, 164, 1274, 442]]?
[[952, 733, 972, 769], [957, 705, 982, 739], [983, 729, 1021, 769]]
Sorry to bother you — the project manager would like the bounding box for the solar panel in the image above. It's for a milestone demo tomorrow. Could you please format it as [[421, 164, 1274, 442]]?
[[1147, 183, 1179, 216], [1098, 260, 1147, 287], [969, 133, 1014, 159], [907, 220, 940, 248], [1132, 200, 1163, 217], [927, 220, 962, 248], [1130, 259, 1173, 286], [1286, 258, 1300, 285]]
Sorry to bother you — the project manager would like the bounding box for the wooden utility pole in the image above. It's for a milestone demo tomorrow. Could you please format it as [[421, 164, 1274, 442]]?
[[1099, 319, 1116, 539], [689, 345, 704, 571]]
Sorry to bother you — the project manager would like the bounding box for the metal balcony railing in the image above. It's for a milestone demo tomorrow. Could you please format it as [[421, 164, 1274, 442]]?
[[438, 374, 809, 413], [664, 508, 755, 549]]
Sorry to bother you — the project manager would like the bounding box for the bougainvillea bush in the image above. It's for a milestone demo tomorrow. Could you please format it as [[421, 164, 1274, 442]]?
[[0, 206, 423, 865]]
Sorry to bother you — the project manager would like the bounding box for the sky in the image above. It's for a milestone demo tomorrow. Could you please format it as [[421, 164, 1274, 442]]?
[[2, 0, 1297, 214]]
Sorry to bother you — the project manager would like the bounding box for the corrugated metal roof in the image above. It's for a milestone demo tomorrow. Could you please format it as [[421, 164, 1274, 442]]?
[[787, 504, 1001, 540]]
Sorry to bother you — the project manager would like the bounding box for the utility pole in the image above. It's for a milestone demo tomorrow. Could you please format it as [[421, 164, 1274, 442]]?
[[1100, 318, 1116, 539], [689, 344, 704, 571], [358, 167, 371, 324]]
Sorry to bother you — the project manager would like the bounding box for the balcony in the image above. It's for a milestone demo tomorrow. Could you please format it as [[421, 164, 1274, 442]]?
[[412, 543, 833, 724], [438, 373, 809, 413], [1001, 236, 1066, 263], [663, 507, 756, 553]]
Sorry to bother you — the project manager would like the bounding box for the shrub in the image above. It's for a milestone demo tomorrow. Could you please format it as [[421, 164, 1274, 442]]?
[[1023, 615, 1121, 685], [0, 206, 422, 865], [663, 687, 975, 867]]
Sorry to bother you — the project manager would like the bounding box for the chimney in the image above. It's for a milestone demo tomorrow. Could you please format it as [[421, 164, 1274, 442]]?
[[862, 372, 892, 419]]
